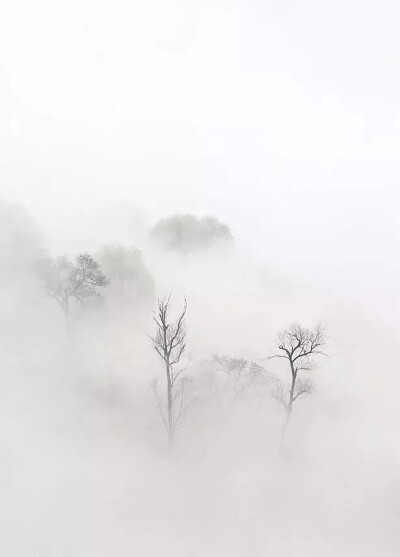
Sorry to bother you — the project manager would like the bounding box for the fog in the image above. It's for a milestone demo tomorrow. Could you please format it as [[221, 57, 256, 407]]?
[[1, 1, 400, 556]]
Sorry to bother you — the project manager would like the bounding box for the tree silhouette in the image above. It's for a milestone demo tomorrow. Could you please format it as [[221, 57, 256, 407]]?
[[36, 253, 108, 319]]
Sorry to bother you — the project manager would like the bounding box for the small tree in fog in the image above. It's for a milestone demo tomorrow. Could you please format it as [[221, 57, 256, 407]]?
[[204, 355, 265, 408], [97, 244, 155, 305], [150, 295, 189, 447], [35, 253, 108, 318], [266, 323, 327, 439]]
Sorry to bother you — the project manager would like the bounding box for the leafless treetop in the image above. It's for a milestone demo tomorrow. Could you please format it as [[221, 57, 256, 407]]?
[[268, 322, 328, 372], [151, 295, 187, 368]]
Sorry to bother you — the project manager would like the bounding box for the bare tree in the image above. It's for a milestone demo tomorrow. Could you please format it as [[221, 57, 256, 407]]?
[[150, 295, 189, 447], [266, 322, 327, 440], [35, 253, 108, 319]]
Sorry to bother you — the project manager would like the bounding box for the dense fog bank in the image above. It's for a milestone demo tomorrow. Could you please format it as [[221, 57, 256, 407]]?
[[0, 199, 399, 556]]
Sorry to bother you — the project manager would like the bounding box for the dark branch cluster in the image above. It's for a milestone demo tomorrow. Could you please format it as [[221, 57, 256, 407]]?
[[269, 322, 327, 373], [151, 295, 187, 368], [280, 321, 326, 354]]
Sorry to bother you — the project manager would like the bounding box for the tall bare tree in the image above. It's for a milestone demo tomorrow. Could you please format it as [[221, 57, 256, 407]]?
[[266, 322, 327, 440], [150, 295, 188, 447], [35, 253, 108, 319]]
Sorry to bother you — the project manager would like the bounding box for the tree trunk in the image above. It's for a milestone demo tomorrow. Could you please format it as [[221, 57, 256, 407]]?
[[166, 359, 174, 448], [280, 366, 296, 453], [63, 298, 72, 333], [280, 404, 291, 452]]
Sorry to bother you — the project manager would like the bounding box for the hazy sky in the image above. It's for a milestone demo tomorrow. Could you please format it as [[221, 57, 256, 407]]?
[[1, 0, 399, 276]]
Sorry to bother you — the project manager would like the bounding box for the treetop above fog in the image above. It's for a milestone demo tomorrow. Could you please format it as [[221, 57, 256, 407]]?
[[96, 244, 155, 302], [150, 213, 233, 253]]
